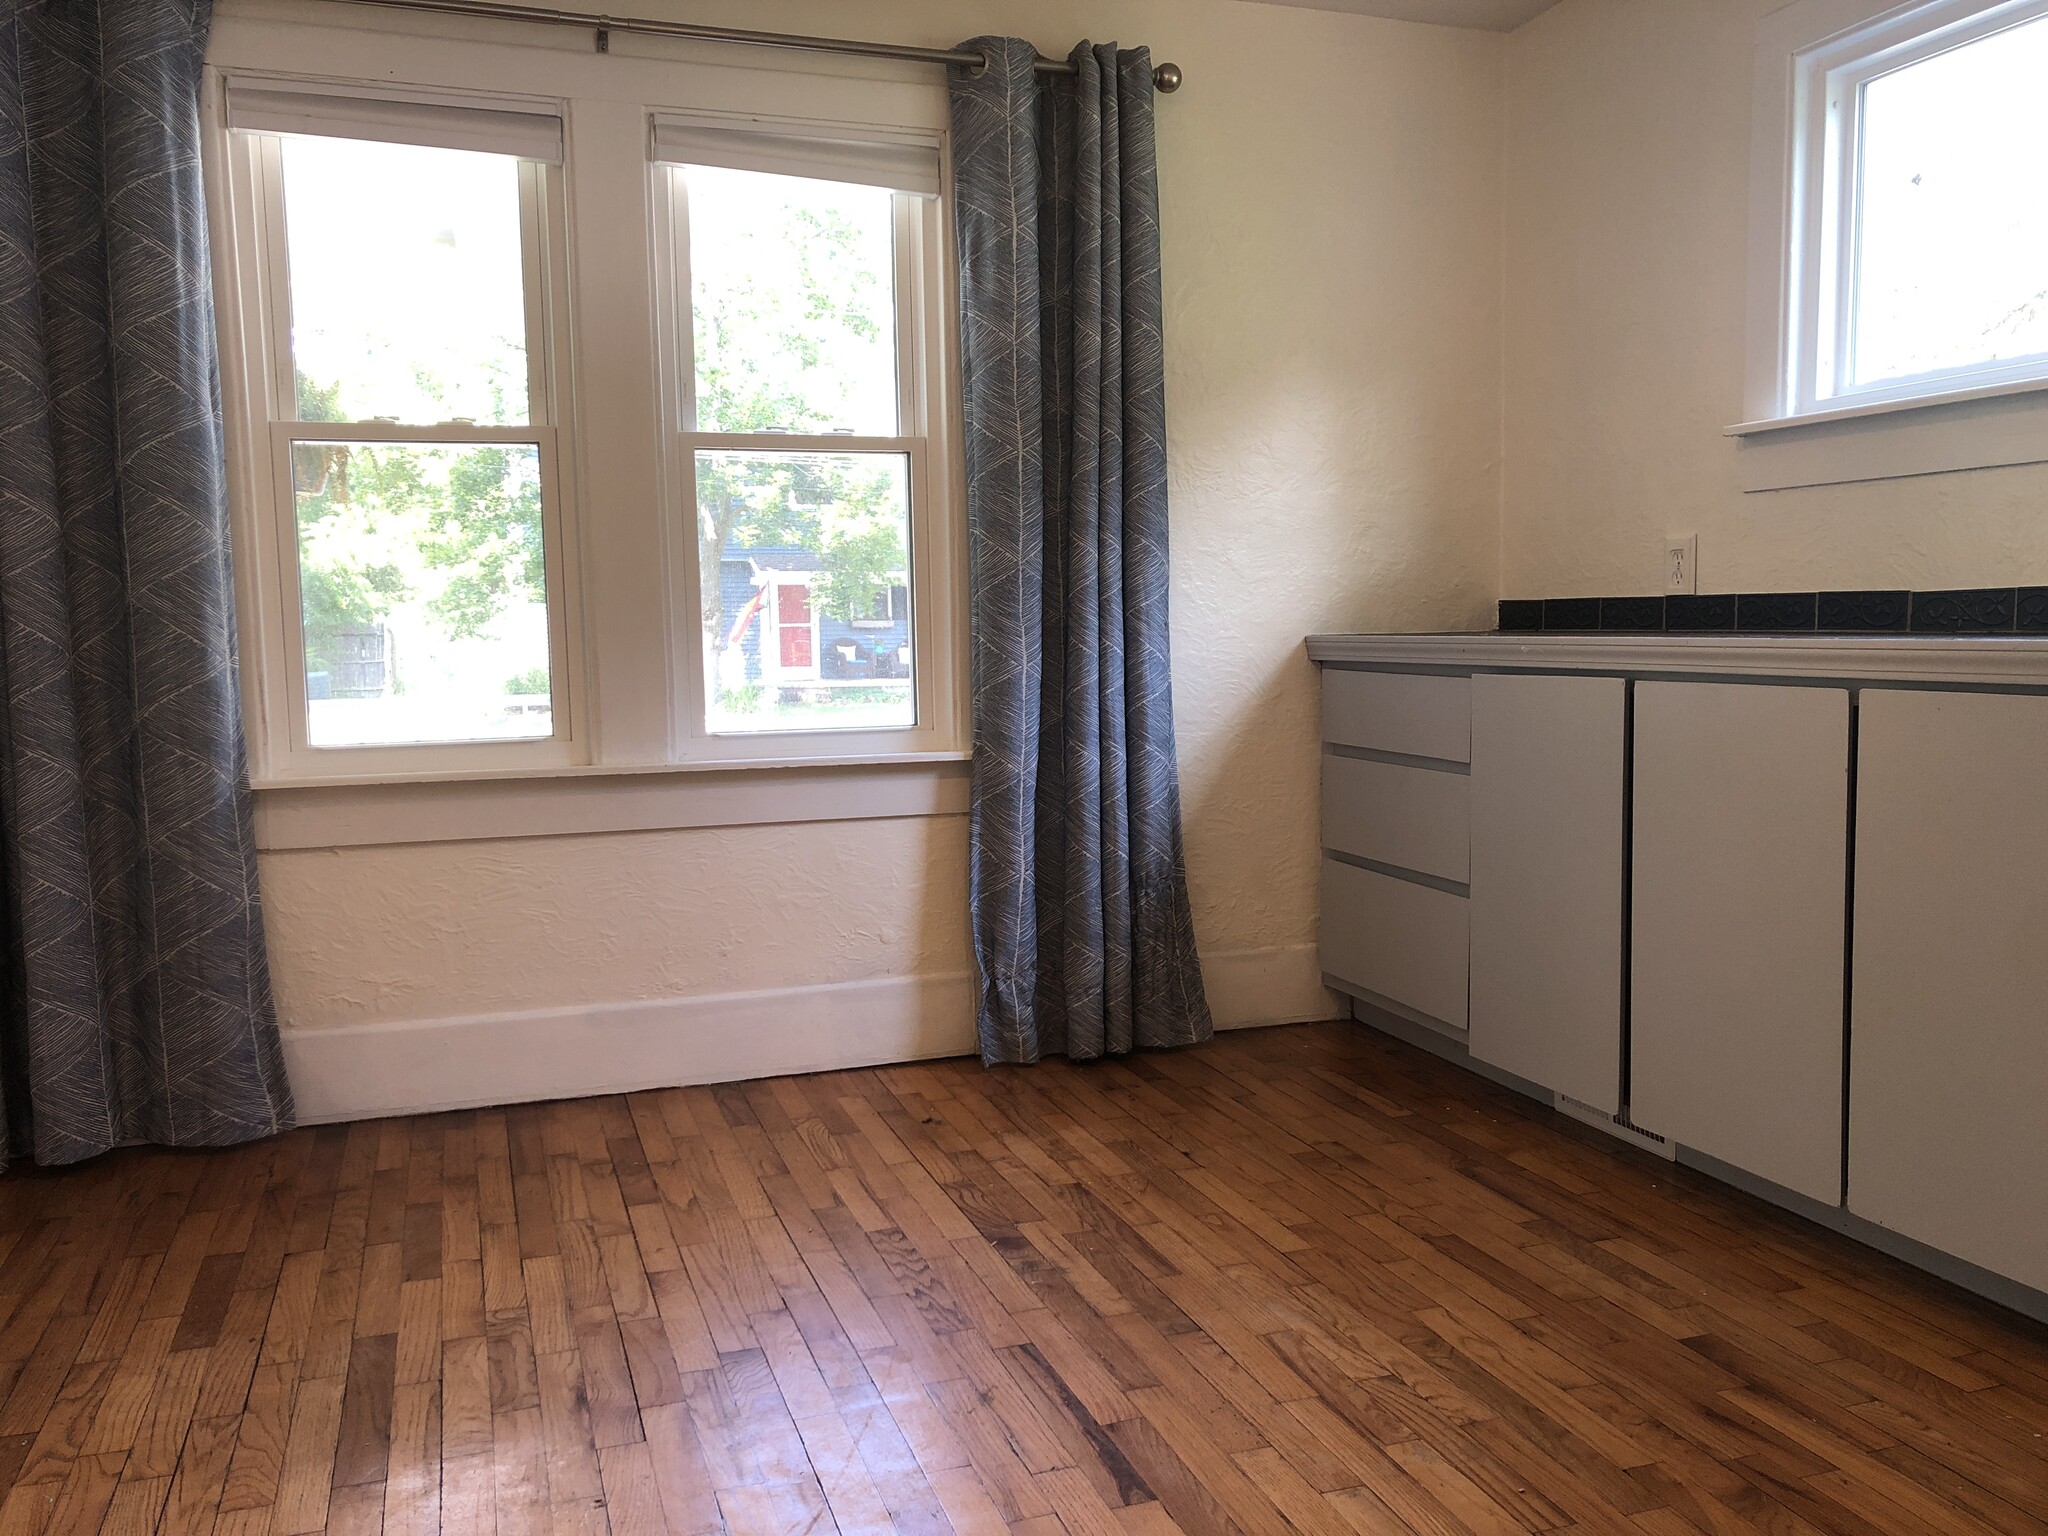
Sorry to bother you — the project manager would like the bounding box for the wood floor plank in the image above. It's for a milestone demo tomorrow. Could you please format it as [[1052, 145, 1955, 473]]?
[[273, 1369, 347, 1533]]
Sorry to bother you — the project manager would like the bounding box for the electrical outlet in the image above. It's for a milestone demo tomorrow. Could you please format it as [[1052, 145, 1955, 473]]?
[[1665, 535, 1698, 595]]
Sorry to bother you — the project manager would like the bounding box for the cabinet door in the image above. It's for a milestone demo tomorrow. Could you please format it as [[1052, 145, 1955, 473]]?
[[1851, 690, 2048, 1292], [1631, 681, 1848, 1204], [1469, 673, 1627, 1110]]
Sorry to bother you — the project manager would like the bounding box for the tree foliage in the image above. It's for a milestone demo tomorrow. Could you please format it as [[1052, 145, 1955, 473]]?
[[692, 187, 909, 649], [287, 174, 905, 693], [291, 374, 543, 685]]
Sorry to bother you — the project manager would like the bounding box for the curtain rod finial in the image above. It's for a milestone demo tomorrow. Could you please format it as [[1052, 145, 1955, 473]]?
[[1152, 61, 1182, 93]]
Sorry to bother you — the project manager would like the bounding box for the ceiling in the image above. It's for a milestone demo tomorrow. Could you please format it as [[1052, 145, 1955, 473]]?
[[1248, 0, 1567, 31]]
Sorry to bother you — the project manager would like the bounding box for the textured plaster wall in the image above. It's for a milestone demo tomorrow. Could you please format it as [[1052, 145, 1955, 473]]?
[[262, 817, 971, 1028], [1501, 0, 2048, 598], [255, 0, 1506, 1035]]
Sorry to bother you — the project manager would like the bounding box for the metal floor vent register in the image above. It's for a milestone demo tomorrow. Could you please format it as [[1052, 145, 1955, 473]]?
[[1555, 1094, 1675, 1160]]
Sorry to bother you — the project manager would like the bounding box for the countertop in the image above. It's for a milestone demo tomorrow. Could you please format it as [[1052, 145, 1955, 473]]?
[[1305, 630, 2048, 687]]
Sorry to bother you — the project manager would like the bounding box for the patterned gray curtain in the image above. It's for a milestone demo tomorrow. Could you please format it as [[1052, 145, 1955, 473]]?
[[950, 38, 1212, 1064], [0, 0, 292, 1164]]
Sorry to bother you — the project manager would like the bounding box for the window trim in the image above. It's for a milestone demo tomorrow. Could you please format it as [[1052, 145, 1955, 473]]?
[[1733, 0, 2048, 487], [203, 12, 969, 802]]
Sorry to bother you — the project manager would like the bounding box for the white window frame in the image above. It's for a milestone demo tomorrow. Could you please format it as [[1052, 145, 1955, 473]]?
[[849, 579, 908, 630], [653, 139, 957, 763], [203, 11, 969, 821], [1733, 0, 2048, 488], [215, 104, 586, 779]]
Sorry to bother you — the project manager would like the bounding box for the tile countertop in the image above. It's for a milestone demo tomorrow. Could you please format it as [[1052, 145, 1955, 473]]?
[[1305, 631, 2048, 688]]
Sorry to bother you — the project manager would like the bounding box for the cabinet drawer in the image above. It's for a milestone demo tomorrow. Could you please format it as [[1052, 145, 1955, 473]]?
[[1321, 858, 1468, 1030], [1322, 754, 1469, 882], [1322, 670, 1470, 763]]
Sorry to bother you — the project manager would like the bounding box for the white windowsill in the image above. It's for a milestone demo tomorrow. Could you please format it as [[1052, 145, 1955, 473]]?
[[250, 747, 970, 793], [1727, 372, 2048, 435], [252, 753, 973, 851], [1729, 379, 2048, 492]]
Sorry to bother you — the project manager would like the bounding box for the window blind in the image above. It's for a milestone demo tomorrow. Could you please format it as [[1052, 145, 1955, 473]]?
[[650, 118, 939, 196], [226, 78, 564, 164]]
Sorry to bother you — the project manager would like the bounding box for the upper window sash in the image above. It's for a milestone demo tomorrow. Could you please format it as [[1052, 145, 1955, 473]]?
[[651, 114, 940, 443], [232, 92, 562, 432], [666, 186, 929, 440]]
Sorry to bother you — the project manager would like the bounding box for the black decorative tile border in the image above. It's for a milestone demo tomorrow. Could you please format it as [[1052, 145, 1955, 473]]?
[[1911, 588, 2016, 633], [1500, 587, 2048, 636], [1542, 597, 1600, 631], [1736, 592, 1817, 631], [1665, 594, 1734, 632], [1601, 596, 1665, 631], [1818, 590, 1909, 631]]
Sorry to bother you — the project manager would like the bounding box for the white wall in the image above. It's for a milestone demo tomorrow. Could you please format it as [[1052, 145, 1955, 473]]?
[[1501, 0, 2048, 597], [251, 0, 1507, 1115]]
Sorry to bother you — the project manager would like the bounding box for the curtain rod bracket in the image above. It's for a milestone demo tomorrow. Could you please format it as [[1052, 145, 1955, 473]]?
[[594, 17, 609, 52]]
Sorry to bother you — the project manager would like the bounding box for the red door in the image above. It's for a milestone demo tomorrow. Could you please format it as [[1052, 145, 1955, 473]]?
[[777, 582, 814, 669]]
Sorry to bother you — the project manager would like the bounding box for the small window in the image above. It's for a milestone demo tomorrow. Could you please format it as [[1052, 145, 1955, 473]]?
[[225, 86, 575, 768], [1780, 0, 2048, 416], [657, 125, 947, 758]]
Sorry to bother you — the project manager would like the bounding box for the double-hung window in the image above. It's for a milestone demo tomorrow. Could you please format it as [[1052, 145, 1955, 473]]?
[[1739, 0, 2048, 483], [653, 121, 954, 758], [207, 22, 963, 799], [222, 83, 579, 773]]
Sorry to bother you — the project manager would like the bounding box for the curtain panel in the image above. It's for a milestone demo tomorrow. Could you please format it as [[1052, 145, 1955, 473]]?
[[0, 0, 292, 1164], [950, 37, 1212, 1064]]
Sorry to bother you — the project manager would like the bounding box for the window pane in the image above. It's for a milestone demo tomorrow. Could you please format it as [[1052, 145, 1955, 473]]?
[[696, 450, 913, 734], [281, 136, 532, 425], [1852, 15, 2048, 387], [293, 440, 553, 746], [686, 167, 899, 435]]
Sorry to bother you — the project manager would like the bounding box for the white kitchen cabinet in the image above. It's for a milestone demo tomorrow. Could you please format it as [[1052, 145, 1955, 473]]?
[[1630, 681, 1850, 1205], [1307, 632, 2048, 1318], [1319, 670, 1471, 1030], [1850, 689, 2048, 1293], [1468, 673, 1627, 1111]]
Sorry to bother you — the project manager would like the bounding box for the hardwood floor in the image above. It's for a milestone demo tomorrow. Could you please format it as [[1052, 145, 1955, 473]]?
[[1, 1020, 2046, 1535]]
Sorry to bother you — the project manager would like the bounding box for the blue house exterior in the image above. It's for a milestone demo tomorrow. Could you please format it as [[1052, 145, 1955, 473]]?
[[716, 546, 910, 690]]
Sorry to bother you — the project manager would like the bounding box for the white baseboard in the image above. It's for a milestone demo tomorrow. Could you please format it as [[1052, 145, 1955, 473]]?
[[1205, 943, 1340, 1032], [282, 942, 1338, 1122]]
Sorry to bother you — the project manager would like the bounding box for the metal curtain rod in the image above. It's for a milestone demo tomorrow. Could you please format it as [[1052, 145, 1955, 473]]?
[[323, 0, 1186, 92]]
